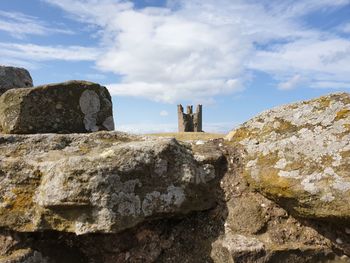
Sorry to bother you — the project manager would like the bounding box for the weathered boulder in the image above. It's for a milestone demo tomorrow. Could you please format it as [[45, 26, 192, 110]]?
[[0, 132, 224, 235], [0, 137, 345, 262], [226, 92, 350, 222], [0, 66, 33, 96], [0, 80, 114, 134]]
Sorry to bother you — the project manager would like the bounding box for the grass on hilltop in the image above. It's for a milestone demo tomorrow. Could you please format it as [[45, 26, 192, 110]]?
[[145, 132, 224, 141]]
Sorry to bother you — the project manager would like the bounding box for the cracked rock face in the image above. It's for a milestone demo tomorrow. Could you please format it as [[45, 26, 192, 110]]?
[[0, 66, 33, 96], [0, 80, 114, 134], [226, 93, 350, 221], [0, 132, 224, 234]]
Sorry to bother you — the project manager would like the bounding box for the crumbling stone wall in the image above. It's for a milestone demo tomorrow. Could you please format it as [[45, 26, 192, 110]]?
[[177, 104, 202, 132]]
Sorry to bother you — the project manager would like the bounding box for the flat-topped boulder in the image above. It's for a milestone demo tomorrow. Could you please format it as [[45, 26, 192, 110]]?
[[0, 80, 114, 134], [226, 92, 350, 222], [0, 66, 33, 96], [0, 132, 225, 234]]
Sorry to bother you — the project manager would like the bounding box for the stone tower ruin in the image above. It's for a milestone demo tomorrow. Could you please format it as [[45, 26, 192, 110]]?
[[177, 104, 202, 132]]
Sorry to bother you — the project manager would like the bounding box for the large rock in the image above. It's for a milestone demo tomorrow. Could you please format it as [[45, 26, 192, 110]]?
[[0, 66, 33, 96], [0, 132, 224, 234], [0, 136, 345, 262], [226, 93, 350, 221], [0, 80, 114, 134]]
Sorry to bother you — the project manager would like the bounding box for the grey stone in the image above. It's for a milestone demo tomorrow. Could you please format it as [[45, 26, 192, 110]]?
[[0, 80, 114, 134], [226, 92, 350, 222], [0, 132, 223, 234], [0, 66, 33, 96]]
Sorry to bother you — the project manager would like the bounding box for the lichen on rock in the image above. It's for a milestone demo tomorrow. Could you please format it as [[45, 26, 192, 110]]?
[[0, 80, 114, 134], [226, 92, 350, 221], [0, 132, 224, 235]]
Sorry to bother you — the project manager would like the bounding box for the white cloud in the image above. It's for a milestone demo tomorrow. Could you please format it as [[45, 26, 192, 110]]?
[[0, 43, 100, 62], [0, 10, 73, 38], [43, 0, 251, 102], [250, 38, 350, 89], [310, 81, 350, 89], [278, 75, 304, 90], [106, 79, 243, 103], [35, 0, 350, 102], [160, 110, 169, 116], [339, 23, 350, 33]]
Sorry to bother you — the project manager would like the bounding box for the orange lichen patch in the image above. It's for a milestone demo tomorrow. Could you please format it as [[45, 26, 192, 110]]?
[[0, 170, 42, 231], [335, 109, 350, 121]]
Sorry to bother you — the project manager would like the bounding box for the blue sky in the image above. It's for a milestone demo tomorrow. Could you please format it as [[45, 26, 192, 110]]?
[[1, 0, 350, 133]]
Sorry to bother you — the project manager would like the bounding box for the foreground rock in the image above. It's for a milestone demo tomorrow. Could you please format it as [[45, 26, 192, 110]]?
[[0, 132, 225, 234], [226, 93, 350, 222], [0, 136, 347, 262], [0, 66, 33, 96], [0, 80, 114, 134]]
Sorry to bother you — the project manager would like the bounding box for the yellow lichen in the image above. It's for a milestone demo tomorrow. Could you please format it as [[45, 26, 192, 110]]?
[[317, 97, 331, 108], [0, 170, 42, 231], [262, 118, 299, 136], [226, 127, 258, 143], [79, 145, 90, 154], [320, 155, 334, 167], [335, 109, 350, 121], [341, 150, 350, 159], [242, 153, 296, 198]]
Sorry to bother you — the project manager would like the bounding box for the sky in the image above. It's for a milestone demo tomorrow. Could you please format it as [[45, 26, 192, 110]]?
[[0, 0, 350, 134]]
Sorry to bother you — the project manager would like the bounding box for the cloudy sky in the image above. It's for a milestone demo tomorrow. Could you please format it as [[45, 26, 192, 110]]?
[[1, 0, 350, 133]]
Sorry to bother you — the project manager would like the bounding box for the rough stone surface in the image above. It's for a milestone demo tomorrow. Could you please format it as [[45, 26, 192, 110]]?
[[1, 92, 350, 262], [226, 92, 350, 221], [213, 142, 340, 263], [211, 232, 266, 263], [0, 66, 33, 96], [0, 80, 114, 134], [0, 137, 348, 262], [0, 132, 224, 234]]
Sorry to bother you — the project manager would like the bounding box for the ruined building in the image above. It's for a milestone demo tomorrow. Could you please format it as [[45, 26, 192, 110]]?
[[177, 104, 202, 132]]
